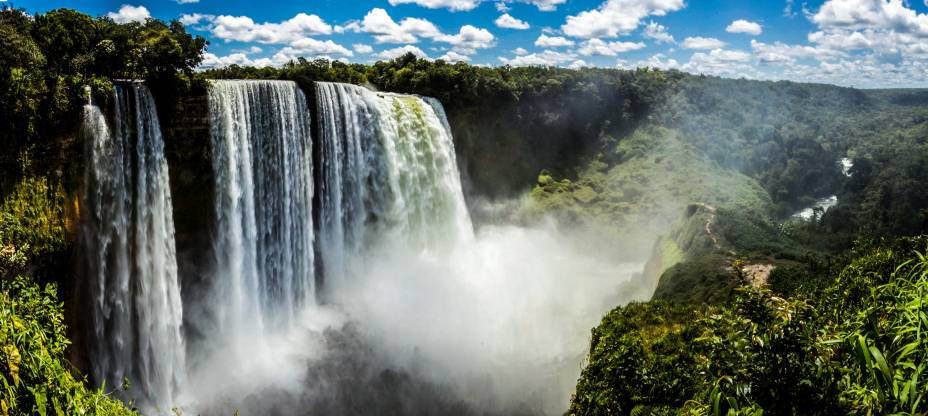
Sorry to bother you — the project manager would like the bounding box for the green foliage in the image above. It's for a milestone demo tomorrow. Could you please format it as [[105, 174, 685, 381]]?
[[570, 302, 704, 415], [0, 176, 71, 279], [765, 251, 848, 298], [0, 276, 136, 415], [657, 77, 862, 215], [833, 252, 928, 414], [839, 137, 928, 238], [654, 255, 736, 304], [713, 208, 809, 261], [651, 205, 739, 303], [572, 239, 928, 416], [646, 76, 928, 239], [31, 9, 97, 75], [527, 127, 771, 251], [0, 6, 207, 179]]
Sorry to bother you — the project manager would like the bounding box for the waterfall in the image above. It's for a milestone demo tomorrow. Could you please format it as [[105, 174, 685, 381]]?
[[314, 82, 472, 284], [206, 80, 314, 336], [82, 84, 186, 411], [74, 78, 631, 415]]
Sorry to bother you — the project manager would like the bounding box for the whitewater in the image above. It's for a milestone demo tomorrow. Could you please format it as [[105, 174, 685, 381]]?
[[81, 80, 647, 415]]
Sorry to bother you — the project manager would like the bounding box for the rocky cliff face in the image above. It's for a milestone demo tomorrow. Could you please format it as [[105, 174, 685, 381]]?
[[446, 95, 617, 199], [158, 92, 218, 349]]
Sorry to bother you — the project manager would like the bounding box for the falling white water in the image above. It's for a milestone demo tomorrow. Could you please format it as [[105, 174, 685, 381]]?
[[313, 83, 638, 414], [792, 195, 839, 220], [840, 157, 854, 177], [206, 80, 315, 338], [82, 80, 646, 415], [314, 82, 472, 285], [82, 84, 186, 413]]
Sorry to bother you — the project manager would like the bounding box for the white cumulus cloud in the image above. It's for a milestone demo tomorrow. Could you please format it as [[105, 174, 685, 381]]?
[[342, 9, 494, 56], [568, 59, 591, 69], [200, 52, 274, 69], [681, 48, 755, 77], [440, 51, 472, 61], [349, 8, 443, 43], [534, 34, 574, 47], [179, 13, 214, 26], [578, 38, 646, 56], [617, 53, 682, 70], [353, 44, 374, 54], [516, 0, 567, 11], [283, 38, 353, 56], [495, 13, 530, 29], [726, 19, 763, 35], [495, 0, 571, 12], [751, 39, 842, 64], [643, 21, 674, 43], [681, 36, 726, 49], [387, 0, 481, 11], [107, 5, 150, 24], [811, 0, 928, 35], [377, 45, 430, 59], [561, 0, 685, 39], [436, 25, 497, 54], [499, 49, 576, 66], [208, 13, 333, 44]]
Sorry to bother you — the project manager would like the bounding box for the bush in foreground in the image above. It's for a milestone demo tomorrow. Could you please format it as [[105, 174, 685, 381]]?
[[571, 238, 928, 415], [0, 276, 135, 415]]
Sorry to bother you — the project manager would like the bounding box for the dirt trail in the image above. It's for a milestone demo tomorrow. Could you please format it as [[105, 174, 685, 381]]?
[[741, 264, 775, 288], [692, 202, 774, 287], [692, 203, 720, 250]]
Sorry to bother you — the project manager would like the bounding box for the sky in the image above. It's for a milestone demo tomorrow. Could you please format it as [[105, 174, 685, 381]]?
[[10, 0, 928, 88]]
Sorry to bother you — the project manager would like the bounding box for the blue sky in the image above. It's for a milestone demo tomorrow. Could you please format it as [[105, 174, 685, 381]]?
[[12, 0, 928, 87]]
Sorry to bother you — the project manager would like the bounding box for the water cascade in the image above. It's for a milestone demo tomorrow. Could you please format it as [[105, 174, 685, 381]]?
[[314, 82, 472, 284], [791, 158, 852, 220], [841, 157, 854, 176], [311, 84, 634, 415], [79, 79, 634, 415], [792, 195, 839, 220], [206, 80, 315, 336], [82, 84, 186, 411]]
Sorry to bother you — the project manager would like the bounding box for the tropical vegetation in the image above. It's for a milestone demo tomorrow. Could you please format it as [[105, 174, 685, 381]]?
[[570, 238, 928, 415]]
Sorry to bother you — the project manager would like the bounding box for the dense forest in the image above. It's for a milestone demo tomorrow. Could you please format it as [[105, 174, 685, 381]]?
[[2, 6, 928, 416]]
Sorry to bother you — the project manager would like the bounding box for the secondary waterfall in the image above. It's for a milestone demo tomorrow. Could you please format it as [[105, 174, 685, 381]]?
[[314, 82, 472, 284], [82, 84, 186, 411], [206, 80, 314, 336]]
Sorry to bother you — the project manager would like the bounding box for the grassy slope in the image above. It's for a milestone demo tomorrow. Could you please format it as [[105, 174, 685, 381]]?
[[526, 125, 770, 258]]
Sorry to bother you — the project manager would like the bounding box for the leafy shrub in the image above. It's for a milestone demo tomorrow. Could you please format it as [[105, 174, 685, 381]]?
[[0, 176, 71, 279], [0, 276, 135, 415], [827, 246, 928, 414], [570, 302, 704, 415]]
